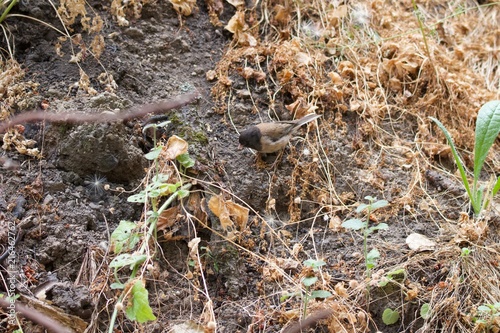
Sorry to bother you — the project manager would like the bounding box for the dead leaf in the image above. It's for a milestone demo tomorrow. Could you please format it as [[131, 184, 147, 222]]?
[[169, 0, 197, 16], [164, 135, 188, 160], [158, 205, 182, 231], [225, 11, 245, 35], [405, 233, 436, 252], [208, 195, 249, 231], [226, 0, 244, 7]]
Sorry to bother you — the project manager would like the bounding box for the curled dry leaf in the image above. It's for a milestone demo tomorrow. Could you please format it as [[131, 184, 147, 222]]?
[[226, 0, 245, 7], [208, 195, 249, 231], [164, 135, 188, 160], [225, 11, 245, 35], [169, 0, 197, 16], [157, 205, 182, 231], [188, 237, 201, 258]]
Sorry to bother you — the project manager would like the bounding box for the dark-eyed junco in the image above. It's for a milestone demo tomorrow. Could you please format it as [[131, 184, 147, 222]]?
[[238, 113, 321, 153]]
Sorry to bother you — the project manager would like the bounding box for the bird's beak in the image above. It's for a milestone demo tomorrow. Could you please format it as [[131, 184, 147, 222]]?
[[238, 144, 243, 150]]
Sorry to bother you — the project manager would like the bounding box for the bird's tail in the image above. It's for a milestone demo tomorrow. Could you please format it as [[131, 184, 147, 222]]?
[[294, 113, 322, 128]]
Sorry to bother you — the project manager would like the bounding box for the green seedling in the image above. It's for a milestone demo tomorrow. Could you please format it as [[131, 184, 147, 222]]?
[[430, 100, 500, 217], [281, 259, 332, 318], [421, 303, 431, 320], [107, 123, 195, 332], [343, 196, 388, 311], [471, 302, 500, 331], [342, 196, 388, 277], [382, 307, 400, 325], [378, 268, 406, 287]]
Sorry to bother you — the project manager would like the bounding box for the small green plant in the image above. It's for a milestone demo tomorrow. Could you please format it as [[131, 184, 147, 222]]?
[[0, 0, 18, 25], [460, 247, 473, 257], [107, 122, 195, 332], [382, 307, 400, 325], [281, 259, 332, 318], [471, 302, 500, 332], [378, 268, 406, 287], [420, 303, 431, 320], [342, 196, 389, 279], [430, 100, 500, 217]]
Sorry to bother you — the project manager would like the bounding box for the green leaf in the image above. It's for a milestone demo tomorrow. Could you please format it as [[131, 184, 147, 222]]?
[[367, 248, 380, 261], [420, 303, 431, 319], [128, 192, 147, 203], [109, 253, 147, 269], [177, 153, 196, 168], [478, 305, 492, 313], [310, 290, 332, 299], [492, 176, 500, 197], [371, 200, 389, 210], [369, 223, 389, 232], [474, 101, 500, 185], [177, 189, 190, 198], [145, 146, 162, 160], [429, 117, 475, 212], [387, 268, 406, 279], [342, 218, 365, 230], [280, 292, 300, 302], [302, 276, 318, 287], [303, 259, 326, 270], [356, 203, 369, 213], [110, 282, 125, 290], [110, 220, 140, 254], [382, 308, 400, 325], [125, 280, 157, 323]]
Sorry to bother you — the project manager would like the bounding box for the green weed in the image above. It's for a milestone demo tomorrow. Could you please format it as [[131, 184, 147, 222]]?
[[430, 100, 500, 217], [281, 259, 332, 318]]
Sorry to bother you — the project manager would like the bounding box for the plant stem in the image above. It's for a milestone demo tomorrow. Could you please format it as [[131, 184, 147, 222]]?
[[0, 0, 18, 24]]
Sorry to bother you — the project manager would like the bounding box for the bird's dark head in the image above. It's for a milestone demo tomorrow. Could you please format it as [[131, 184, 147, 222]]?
[[238, 126, 262, 151]]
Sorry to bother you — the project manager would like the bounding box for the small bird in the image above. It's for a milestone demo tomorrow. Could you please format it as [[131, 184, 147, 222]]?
[[238, 113, 322, 153]]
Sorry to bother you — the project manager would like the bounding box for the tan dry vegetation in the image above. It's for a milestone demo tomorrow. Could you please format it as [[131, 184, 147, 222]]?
[[1, 0, 499, 332], [207, 0, 500, 332]]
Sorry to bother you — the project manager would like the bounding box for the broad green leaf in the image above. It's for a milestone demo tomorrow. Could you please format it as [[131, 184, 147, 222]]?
[[477, 305, 491, 313], [421, 303, 431, 319], [302, 276, 318, 287], [371, 200, 389, 210], [145, 146, 162, 160], [367, 248, 380, 261], [125, 280, 157, 323], [382, 308, 400, 325], [110, 282, 125, 290], [387, 268, 406, 279], [356, 203, 368, 213], [310, 290, 332, 299], [177, 153, 196, 168], [128, 192, 147, 203], [342, 218, 365, 230], [369, 223, 389, 232], [474, 101, 500, 184], [177, 189, 190, 198], [110, 220, 140, 254], [109, 253, 147, 269], [303, 259, 326, 270]]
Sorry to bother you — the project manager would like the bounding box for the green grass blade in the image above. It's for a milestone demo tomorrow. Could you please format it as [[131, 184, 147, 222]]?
[[429, 117, 476, 213], [493, 176, 500, 197], [474, 101, 500, 186]]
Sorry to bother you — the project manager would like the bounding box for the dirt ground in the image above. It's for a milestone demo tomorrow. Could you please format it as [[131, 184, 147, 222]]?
[[1, 0, 499, 333]]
